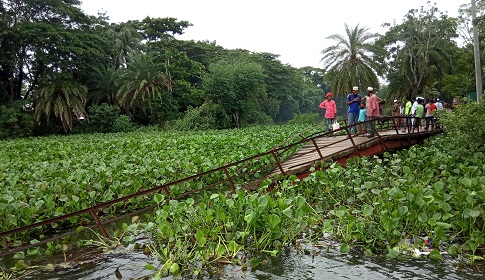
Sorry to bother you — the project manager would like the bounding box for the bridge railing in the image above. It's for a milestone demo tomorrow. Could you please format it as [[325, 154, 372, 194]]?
[[0, 116, 440, 257]]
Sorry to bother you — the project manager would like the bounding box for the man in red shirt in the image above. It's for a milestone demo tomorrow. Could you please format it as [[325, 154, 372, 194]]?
[[365, 87, 380, 137]]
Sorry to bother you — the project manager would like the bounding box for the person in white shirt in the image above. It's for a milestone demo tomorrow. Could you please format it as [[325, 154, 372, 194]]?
[[435, 99, 443, 110], [411, 97, 424, 114]]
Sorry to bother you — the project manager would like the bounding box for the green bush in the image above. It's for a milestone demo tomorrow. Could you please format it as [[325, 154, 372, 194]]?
[[167, 101, 232, 130], [288, 113, 319, 124], [437, 101, 485, 153], [0, 101, 35, 139], [86, 103, 120, 133], [113, 115, 137, 133], [81, 103, 136, 133]]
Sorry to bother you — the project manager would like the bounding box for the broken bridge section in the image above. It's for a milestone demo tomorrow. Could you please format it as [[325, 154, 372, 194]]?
[[267, 117, 442, 180]]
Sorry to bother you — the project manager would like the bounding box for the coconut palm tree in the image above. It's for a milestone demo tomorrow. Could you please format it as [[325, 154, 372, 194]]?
[[34, 74, 87, 132], [320, 24, 384, 95], [117, 51, 172, 114], [88, 65, 122, 106], [111, 26, 143, 68]]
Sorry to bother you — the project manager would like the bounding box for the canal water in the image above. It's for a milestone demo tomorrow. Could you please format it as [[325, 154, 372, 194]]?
[[15, 245, 484, 280]]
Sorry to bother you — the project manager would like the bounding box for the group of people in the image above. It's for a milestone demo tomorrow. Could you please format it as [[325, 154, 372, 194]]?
[[397, 96, 444, 132], [319, 86, 382, 138], [319, 86, 444, 138]]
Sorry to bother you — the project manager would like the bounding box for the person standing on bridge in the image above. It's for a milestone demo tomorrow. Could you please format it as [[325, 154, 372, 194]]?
[[358, 102, 367, 136], [424, 99, 437, 131], [365, 87, 380, 137], [392, 99, 402, 128], [346, 86, 361, 137], [402, 97, 413, 132], [412, 98, 425, 133], [319, 92, 337, 137]]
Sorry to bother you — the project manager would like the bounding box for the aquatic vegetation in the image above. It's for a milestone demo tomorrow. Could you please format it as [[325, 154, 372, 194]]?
[[2, 104, 485, 278], [139, 133, 485, 277], [0, 124, 316, 236], [139, 186, 319, 277]]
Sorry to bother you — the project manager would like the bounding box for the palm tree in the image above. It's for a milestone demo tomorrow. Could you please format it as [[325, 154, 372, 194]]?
[[320, 24, 383, 95], [382, 3, 453, 99], [34, 74, 87, 132], [89, 65, 122, 106], [111, 26, 143, 67], [117, 52, 172, 114]]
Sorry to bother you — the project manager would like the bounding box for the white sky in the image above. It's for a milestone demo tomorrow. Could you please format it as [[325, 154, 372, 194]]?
[[80, 0, 466, 69]]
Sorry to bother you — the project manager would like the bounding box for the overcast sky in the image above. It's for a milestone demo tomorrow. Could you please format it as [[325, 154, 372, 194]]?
[[80, 0, 467, 69]]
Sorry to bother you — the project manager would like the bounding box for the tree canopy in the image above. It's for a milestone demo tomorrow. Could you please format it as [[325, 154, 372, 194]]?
[[0, 0, 481, 138], [320, 24, 383, 95]]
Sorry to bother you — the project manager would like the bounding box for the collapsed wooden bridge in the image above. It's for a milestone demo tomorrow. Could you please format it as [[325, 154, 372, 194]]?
[[0, 116, 442, 257]]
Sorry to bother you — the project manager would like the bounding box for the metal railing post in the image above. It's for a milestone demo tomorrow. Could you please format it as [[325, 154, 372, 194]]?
[[344, 126, 361, 157], [311, 138, 324, 159], [271, 150, 285, 175], [371, 118, 389, 151], [89, 208, 109, 239], [163, 185, 170, 197], [223, 166, 237, 193]]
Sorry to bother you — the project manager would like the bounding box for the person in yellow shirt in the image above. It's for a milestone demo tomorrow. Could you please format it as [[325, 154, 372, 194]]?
[[402, 97, 413, 132]]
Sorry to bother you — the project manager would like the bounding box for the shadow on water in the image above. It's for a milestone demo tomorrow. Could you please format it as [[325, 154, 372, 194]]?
[[10, 245, 484, 280]]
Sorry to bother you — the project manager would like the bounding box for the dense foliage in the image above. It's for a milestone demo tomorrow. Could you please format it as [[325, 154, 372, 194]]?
[[0, 124, 315, 235], [3, 1, 483, 139], [437, 101, 485, 153], [0, 0, 326, 138]]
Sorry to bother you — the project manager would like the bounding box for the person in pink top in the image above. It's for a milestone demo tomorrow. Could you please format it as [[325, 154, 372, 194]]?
[[365, 87, 380, 137], [319, 92, 337, 136]]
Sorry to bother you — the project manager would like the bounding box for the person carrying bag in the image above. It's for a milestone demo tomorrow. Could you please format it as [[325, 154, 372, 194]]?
[[319, 92, 337, 138]]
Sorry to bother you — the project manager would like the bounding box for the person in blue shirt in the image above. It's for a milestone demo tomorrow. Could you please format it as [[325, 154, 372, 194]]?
[[346, 86, 361, 136]]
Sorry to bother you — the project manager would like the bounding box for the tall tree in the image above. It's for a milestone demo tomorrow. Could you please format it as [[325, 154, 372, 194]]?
[[248, 52, 305, 122], [202, 59, 266, 127], [379, 2, 457, 99], [320, 23, 383, 95], [0, 0, 107, 103], [110, 25, 143, 68]]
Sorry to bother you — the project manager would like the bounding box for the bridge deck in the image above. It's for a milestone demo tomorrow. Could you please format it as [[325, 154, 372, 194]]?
[[268, 128, 440, 178]]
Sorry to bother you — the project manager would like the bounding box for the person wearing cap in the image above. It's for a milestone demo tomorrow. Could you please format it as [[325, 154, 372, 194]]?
[[346, 86, 361, 136], [365, 87, 379, 137], [319, 92, 337, 136], [392, 99, 402, 128]]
